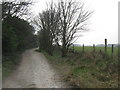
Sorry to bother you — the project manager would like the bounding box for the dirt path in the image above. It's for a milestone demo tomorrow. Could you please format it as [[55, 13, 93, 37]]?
[[3, 49, 67, 88]]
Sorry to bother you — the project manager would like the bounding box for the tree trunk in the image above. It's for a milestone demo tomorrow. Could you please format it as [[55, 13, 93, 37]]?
[[62, 44, 67, 57], [62, 49, 67, 57]]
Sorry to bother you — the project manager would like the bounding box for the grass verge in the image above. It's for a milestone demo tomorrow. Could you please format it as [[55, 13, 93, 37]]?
[[42, 49, 118, 88], [2, 51, 22, 80]]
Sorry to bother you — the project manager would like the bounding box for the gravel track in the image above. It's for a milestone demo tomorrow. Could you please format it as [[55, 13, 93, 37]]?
[[3, 49, 66, 88]]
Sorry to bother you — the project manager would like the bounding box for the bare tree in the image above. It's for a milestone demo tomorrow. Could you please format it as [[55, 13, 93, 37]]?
[[33, 0, 93, 57], [2, 0, 32, 20], [34, 2, 61, 55], [57, 0, 93, 57]]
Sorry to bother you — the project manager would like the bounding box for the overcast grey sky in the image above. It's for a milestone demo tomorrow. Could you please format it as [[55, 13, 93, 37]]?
[[3, 0, 119, 45], [30, 0, 119, 45]]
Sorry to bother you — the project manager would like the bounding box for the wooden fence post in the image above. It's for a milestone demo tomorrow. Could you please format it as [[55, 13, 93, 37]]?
[[93, 44, 96, 59], [111, 44, 114, 57], [105, 39, 107, 54], [83, 44, 84, 53]]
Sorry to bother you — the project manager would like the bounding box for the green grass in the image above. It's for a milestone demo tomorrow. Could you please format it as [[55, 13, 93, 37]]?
[[2, 52, 22, 79], [71, 46, 118, 56], [42, 48, 118, 88]]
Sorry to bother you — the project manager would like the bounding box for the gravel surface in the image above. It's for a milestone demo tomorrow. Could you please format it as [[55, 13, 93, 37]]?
[[3, 49, 67, 88]]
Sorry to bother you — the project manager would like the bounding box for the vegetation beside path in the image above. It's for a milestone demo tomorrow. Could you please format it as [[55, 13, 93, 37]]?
[[2, 52, 22, 79], [2, 1, 37, 79], [41, 47, 118, 88]]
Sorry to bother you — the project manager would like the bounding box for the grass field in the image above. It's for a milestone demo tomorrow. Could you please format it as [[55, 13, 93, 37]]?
[[71, 46, 118, 56], [43, 46, 119, 88]]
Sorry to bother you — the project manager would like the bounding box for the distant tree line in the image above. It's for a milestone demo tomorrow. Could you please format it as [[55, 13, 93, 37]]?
[[2, 1, 37, 55], [34, 0, 93, 57]]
